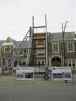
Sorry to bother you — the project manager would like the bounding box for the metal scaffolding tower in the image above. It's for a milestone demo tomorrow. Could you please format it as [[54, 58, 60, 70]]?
[[18, 15, 48, 68], [30, 15, 48, 67], [18, 27, 33, 66]]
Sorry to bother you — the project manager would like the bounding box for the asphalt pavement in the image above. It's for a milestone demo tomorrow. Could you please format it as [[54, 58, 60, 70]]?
[[0, 74, 76, 101], [0, 84, 76, 101]]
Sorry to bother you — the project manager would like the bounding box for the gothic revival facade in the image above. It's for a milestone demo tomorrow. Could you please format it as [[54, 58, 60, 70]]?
[[0, 32, 76, 71], [48, 32, 76, 69], [0, 37, 30, 71]]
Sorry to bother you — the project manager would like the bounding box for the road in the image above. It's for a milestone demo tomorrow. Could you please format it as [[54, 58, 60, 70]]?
[[0, 84, 76, 101], [0, 75, 76, 101]]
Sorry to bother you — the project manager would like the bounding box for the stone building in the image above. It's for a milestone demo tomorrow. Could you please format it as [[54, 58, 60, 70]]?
[[48, 32, 76, 69], [0, 32, 76, 71], [0, 37, 31, 71]]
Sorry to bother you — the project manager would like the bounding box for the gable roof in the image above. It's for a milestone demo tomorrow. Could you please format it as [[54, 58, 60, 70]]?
[[0, 37, 31, 48]]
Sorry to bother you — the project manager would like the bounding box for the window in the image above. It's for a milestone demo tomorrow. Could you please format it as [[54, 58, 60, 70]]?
[[24, 49, 26, 53], [68, 59, 71, 66], [73, 64, 75, 67], [69, 64, 71, 66], [38, 61, 40, 65], [42, 61, 44, 65], [23, 62, 26, 66], [52, 42, 59, 53], [24, 49, 28, 54], [68, 59, 75, 67], [72, 59, 75, 67], [14, 61, 17, 67], [3, 58, 5, 65], [67, 41, 74, 52], [5, 47, 9, 51], [20, 50, 23, 55]]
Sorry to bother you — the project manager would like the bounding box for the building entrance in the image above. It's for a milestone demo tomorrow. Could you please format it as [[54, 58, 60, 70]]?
[[51, 56, 61, 66]]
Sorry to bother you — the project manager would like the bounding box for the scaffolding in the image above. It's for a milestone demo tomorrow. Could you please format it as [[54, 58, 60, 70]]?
[[18, 27, 32, 66], [0, 15, 48, 76], [17, 15, 48, 68], [31, 15, 48, 67]]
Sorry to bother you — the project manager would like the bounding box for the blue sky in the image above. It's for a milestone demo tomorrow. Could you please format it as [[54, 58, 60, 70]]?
[[0, 0, 76, 40]]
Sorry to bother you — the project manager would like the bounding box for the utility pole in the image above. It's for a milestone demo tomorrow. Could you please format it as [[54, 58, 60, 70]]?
[[62, 21, 68, 66], [44, 14, 49, 80], [45, 14, 48, 68]]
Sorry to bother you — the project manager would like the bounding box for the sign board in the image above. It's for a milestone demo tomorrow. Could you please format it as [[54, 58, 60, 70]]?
[[16, 67, 34, 80], [48, 67, 72, 80]]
